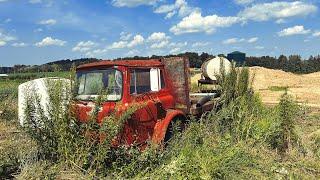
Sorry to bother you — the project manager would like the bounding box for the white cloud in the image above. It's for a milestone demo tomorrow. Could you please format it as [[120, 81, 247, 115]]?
[[72, 41, 97, 52], [29, 0, 42, 4], [127, 34, 144, 48], [170, 12, 240, 35], [234, 0, 254, 5], [0, 31, 16, 42], [147, 32, 170, 42], [150, 40, 169, 49], [38, 19, 57, 25], [248, 37, 258, 43], [120, 32, 132, 41], [109, 34, 144, 49], [223, 38, 239, 44], [112, 0, 160, 7], [192, 42, 210, 47], [169, 41, 187, 48], [0, 29, 17, 47], [278, 25, 311, 37], [154, 0, 200, 19], [239, 1, 317, 22], [170, 47, 181, 54], [313, 31, 320, 37], [109, 41, 127, 49], [12, 42, 28, 47], [35, 37, 66, 47], [0, 41, 6, 47], [85, 48, 108, 57], [222, 38, 246, 44], [275, 19, 286, 24], [34, 28, 43, 32]]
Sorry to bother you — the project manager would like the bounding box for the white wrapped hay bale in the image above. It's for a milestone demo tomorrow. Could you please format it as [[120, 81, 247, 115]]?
[[18, 77, 71, 126], [201, 57, 232, 81]]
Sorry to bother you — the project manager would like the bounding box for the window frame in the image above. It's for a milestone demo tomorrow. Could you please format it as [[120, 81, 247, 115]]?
[[129, 67, 166, 95], [75, 68, 124, 102]]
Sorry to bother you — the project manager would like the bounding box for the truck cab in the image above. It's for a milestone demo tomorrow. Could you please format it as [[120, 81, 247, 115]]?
[[75, 58, 190, 146]]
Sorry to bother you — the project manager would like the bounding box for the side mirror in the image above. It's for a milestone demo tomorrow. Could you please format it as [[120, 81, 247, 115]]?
[[150, 68, 160, 91]]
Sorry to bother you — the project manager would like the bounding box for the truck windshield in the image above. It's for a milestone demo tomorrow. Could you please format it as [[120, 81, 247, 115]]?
[[76, 69, 122, 101]]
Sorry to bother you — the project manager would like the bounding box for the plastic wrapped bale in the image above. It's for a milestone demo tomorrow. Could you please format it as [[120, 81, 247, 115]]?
[[18, 77, 71, 126], [201, 57, 232, 81]]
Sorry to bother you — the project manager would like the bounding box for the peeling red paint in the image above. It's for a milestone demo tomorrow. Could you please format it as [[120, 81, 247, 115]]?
[[74, 57, 193, 147]]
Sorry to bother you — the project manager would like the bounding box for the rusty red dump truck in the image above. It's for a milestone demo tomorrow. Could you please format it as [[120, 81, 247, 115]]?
[[75, 57, 218, 146]]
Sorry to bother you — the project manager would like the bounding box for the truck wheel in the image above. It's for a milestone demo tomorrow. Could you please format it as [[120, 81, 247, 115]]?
[[164, 116, 186, 144]]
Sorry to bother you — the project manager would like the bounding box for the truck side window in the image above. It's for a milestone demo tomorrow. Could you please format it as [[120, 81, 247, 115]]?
[[130, 69, 151, 94]]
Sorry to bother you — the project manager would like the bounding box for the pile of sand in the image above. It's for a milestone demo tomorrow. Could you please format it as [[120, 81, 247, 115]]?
[[191, 66, 320, 107]]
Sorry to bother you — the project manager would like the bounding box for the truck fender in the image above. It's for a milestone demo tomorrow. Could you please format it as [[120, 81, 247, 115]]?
[[151, 109, 186, 144]]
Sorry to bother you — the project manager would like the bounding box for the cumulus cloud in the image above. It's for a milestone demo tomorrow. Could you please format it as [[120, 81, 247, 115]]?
[[223, 38, 245, 44], [147, 32, 170, 42], [112, 0, 160, 7], [72, 41, 97, 52], [120, 32, 132, 41], [170, 12, 240, 35], [109, 41, 127, 49], [278, 25, 311, 37], [85, 48, 108, 57], [313, 31, 320, 37], [239, 1, 317, 22], [234, 0, 254, 5], [35, 37, 66, 47], [154, 0, 200, 19], [12, 42, 28, 47], [127, 35, 144, 48], [38, 19, 57, 25], [248, 37, 258, 43], [0, 30, 17, 47], [109, 34, 144, 49], [170, 47, 182, 54], [0, 41, 6, 47], [150, 40, 169, 49], [0, 31, 16, 42], [275, 19, 286, 24]]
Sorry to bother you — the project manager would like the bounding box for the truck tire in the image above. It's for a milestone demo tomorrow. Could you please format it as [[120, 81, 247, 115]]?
[[163, 116, 187, 144]]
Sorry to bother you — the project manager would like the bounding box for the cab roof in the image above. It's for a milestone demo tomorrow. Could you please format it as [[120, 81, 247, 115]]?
[[77, 59, 163, 70]]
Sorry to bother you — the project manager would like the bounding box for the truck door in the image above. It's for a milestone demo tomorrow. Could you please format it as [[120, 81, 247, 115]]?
[[127, 68, 170, 145]]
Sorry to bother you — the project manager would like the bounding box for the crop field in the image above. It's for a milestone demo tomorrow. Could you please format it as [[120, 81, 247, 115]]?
[[1, 68, 320, 179]]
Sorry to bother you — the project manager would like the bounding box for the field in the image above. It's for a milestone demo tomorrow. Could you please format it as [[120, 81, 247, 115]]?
[[1, 68, 320, 179]]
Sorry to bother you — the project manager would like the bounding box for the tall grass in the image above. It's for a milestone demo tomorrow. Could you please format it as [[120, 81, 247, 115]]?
[[3, 62, 319, 179]]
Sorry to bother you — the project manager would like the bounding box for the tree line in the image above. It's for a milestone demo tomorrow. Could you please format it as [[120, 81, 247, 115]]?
[[1, 53, 320, 74], [245, 55, 320, 74]]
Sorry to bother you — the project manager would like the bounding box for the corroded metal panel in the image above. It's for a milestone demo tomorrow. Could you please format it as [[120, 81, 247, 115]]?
[[161, 57, 190, 114]]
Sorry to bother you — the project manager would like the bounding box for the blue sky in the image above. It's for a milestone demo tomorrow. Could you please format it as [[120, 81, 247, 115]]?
[[0, 0, 319, 66]]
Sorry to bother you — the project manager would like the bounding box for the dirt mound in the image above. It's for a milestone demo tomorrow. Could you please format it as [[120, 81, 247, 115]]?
[[191, 66, 320, 107], [250, 67, 320, 107]]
